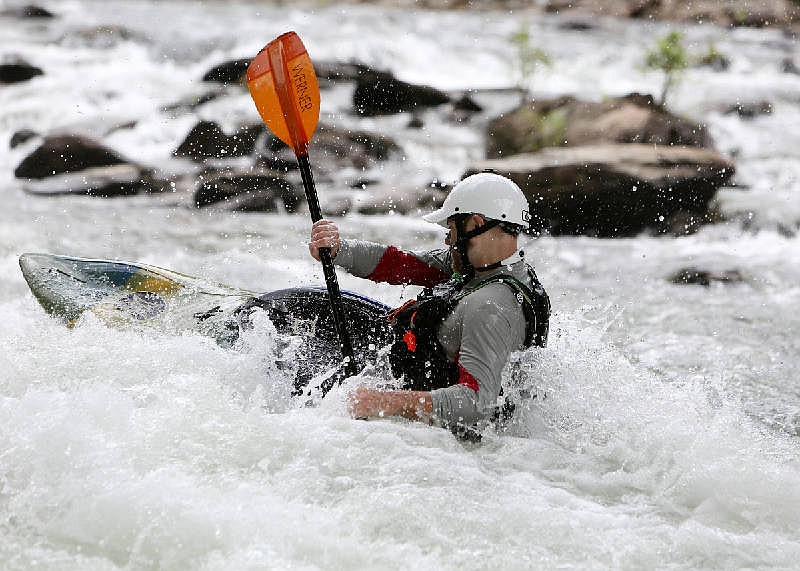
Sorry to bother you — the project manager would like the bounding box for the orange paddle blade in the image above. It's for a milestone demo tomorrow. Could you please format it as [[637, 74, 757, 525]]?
[[246, 32, 320, 156]]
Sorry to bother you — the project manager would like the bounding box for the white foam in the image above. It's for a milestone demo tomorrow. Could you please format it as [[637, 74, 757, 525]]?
[[2, 1, 800, 568]]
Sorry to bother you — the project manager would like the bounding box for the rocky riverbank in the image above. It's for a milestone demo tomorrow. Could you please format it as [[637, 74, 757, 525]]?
[[343, 0, 800, 32], [7, 0, 792, 237]]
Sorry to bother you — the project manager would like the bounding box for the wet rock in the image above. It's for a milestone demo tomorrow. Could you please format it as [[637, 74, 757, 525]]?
[[661, 209, 720, 237], [201, 58, 250, 85], [781, 57, 800, 75], [343, 0, 800, 29], [314, 123, 400, 162], [314, 60, 375, 84], [448, 93, 484, 123], [174, 121, 264, 161], [542, 0, 800, 29], [722, 101, 773, 119], [466, 143, 735, 237], [254, 133, 301, 172], [106, 121, 138, 135], [162, 90, 225, 115], [487, 94, 712, 158], [9, 129, 38, 148], [353, 70, 450, 116], [0, 5, 55, 18], [255, 123, 402, 174], [777, 222, 798, 238], [60, 25, 147, 49], [194, 169, 303, 212], [348, 178, 381, 189], [0, 62, 43, 84], [557, 18, 596, 31], [14, 135, 127, 179], [453, 93, 483, 113], [21, 164, 162, 197], [321, 197, 353, 217], [725, 6, 792, 28], [407, 113, 425, 129], [670, 267, 746, 286], [254, 141, 299, 173]]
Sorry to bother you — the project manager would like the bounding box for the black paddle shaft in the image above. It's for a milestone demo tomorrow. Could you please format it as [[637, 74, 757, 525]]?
[[297, 154, 358, 378]]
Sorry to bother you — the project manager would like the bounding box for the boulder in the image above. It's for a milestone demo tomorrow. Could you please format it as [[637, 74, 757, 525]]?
[[255, 123, 402, 173], [0, 62, 43, 84], [447, 93, 484, 123], [543, 0, 800, 29], [314, 60, 375, 84], [353, 70, 450, 116], [465, 143, 735, 237], [557, 18, 597, 31], [487, 94, 712, 158], [670, 267, 745, 286], [174, 121, 264, 161], [722, 101, 773, 119], [0, 5, 55, 18], [453, 93, 483, 113], [9, 129, 38, 148], [162, 90, 225, 115], [407, 113, 425, 129], [193, 169, 303, 212], [781, 57, 800, 75], [201, 58, 251, 85], [313, 123, 400, 162], [254, 142, 300, 173], [60, 25, 147, 49], [14, 135, 127, 179], [321, 196, 354, 217], [21, 164, 162, 197], [341, 0, 800, 29]]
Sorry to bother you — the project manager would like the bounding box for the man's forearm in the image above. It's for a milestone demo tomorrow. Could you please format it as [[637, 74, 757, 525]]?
[[350, 388, 433, 422]]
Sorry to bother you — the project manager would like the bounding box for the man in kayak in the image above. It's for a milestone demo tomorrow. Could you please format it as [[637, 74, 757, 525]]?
[[309, 172, 550, 434]]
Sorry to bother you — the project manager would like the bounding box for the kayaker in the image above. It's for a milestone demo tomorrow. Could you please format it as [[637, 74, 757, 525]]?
[[309, 172, 550, 435]]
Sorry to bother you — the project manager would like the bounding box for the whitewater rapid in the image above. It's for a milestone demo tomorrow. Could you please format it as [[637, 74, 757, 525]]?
[[1, 1, 799, 569]]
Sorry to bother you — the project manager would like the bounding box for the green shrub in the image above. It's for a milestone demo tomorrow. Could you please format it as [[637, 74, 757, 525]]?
[[510, 22, 550, 99], [644, 31, 689, 106]]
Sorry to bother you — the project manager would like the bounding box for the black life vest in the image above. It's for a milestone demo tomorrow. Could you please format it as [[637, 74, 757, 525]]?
[[386, 266, 550, 392]]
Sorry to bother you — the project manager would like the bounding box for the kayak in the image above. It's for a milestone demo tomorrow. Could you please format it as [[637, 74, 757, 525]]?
[[18, 253, 394, 393]]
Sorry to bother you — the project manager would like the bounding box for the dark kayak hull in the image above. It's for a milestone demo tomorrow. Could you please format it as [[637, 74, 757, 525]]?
[[239, 288, 393, 393]]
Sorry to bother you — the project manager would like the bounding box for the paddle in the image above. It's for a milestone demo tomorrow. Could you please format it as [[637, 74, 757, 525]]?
[[246, 31, 357, 379]]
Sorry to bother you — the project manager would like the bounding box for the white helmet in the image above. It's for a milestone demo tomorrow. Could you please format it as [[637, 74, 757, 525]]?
[[423, 172, 530, 228]]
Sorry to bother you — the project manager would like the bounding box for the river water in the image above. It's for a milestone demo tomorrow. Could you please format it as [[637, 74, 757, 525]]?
[[1, 1, 799, 569]]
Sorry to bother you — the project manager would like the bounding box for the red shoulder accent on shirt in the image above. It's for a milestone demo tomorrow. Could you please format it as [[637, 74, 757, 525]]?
[[366, 246, 449, 287], [457, 363, 479, 393]]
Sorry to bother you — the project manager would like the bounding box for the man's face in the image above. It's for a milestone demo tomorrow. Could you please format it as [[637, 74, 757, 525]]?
[[445, 218, 462, 273], [445, 215, 480, 273], [445, 219, 457, 247]]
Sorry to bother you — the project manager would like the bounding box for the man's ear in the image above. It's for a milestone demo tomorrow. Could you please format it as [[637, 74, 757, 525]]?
[[472, 214, 485, 228]]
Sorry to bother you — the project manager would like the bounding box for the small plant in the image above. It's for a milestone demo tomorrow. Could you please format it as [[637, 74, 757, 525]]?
[[697, 41, 730, 71], [509, 21, 550, 101], [731, 8, 750, 25], [644, 31, 689, 107]]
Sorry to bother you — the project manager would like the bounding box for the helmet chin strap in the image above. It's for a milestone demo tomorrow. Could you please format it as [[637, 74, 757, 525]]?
[[453, 215, 501, 281]]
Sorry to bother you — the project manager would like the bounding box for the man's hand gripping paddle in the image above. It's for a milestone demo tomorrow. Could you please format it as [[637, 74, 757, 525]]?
[[247, 32, 357, 379]]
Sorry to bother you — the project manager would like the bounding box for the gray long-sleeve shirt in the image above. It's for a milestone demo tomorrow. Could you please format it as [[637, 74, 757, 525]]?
[[335, 239, 536, 427]]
